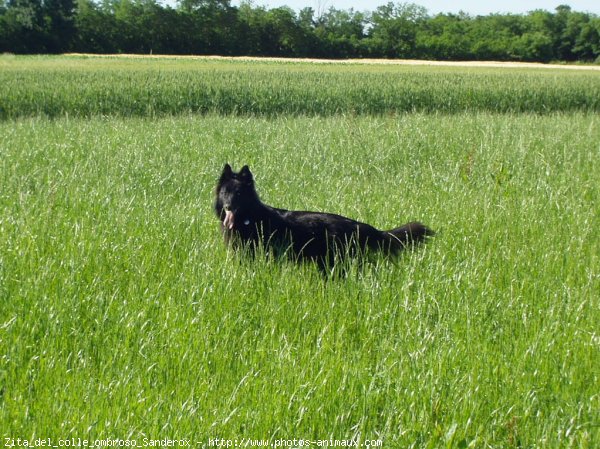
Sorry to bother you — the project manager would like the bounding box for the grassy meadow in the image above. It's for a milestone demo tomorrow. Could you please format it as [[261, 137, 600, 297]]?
[[1, 55, 600, 118], [0, 56, 599, 447]]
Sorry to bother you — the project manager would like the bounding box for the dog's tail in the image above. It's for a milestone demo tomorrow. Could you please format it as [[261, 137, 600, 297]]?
[[384, 221, 434, 252]]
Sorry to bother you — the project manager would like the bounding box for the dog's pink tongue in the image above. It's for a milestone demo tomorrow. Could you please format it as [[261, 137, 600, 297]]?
[[223, 210, 235, 230]]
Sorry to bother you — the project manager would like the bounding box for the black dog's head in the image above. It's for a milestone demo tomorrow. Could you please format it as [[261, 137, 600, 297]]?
[[214, 164, 260, 230]]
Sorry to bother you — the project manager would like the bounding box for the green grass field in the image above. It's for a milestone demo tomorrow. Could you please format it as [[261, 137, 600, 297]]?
[[1, 55, 600, 118], [0, 56, 599, 448]]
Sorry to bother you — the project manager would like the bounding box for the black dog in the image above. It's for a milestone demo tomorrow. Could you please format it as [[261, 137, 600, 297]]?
[[215, 164, 433, 271]]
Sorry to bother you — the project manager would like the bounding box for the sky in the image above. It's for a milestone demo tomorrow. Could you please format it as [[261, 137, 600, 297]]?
[[230, 0, 600, 16]]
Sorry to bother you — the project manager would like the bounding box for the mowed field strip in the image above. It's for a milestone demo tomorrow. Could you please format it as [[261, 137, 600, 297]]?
[[67, 53, 600, 71], [0, 55, 598, 447]]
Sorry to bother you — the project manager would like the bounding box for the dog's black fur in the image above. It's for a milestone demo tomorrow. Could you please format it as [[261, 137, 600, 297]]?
[[215, 164, 433, 272]]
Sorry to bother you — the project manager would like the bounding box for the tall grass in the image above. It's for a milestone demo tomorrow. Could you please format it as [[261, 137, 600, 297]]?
[[0, 55, 599, 119], [1, 113, 598, 446]]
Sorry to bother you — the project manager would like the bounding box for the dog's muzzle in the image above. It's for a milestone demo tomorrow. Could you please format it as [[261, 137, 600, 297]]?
[[223, 209, 235, 230]]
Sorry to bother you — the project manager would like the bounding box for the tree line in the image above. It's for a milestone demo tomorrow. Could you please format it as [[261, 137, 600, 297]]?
[[1, 0, 599, 62]]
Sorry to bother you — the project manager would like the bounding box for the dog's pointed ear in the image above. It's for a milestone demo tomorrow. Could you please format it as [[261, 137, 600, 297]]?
[[239, 165, 253, 183], [221, 163, 233, 179]]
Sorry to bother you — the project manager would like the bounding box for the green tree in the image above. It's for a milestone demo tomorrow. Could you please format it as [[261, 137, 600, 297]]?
[[1, 0, 599, 61], [263, 7, 302, 56], [74, 0, 117, 52], [314, 7, 367, 58], [561, 9, 596, 60], [469, 14, 525, 60], [366, 2, 428, 58], [512, 10, 555, 61], [575, 16, 600, 61], [43, 0, 76, 51], [553, 4, 574, 60], [0, 0, 47, 52], [237, 3, 312, 57], [176, 0, 238, 55], [416, 12, 472, 60]]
